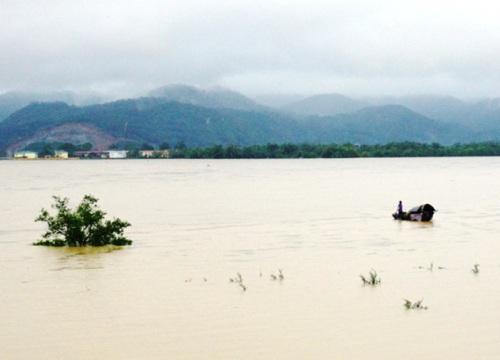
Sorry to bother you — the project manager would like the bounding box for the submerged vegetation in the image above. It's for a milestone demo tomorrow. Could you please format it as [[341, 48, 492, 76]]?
[[360, 270, 381, 285], [472, 264, 480, 274], [229, 273, 247, 291], [404, 299, 428, 310], [270, 269, 284, 281], [34, 195, 132, 247]]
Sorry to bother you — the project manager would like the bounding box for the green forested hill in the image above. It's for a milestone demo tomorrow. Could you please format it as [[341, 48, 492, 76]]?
[[0, 102, 82, 149], [0, 97, 495, 155], [83, 98, 302, 147], [300, 105, 464, 144], [0, 98, 303, 152]]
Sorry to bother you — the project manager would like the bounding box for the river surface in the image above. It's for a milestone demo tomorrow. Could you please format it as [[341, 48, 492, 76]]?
[[1, 158, 499, 359]]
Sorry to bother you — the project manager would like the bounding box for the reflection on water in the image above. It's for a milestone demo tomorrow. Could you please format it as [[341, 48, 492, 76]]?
[[1, 158, 499, 359], [47, 246, 123, 271]]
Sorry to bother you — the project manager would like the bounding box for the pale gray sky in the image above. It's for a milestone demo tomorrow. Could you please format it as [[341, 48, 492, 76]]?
[[1, 0, 499, 98]]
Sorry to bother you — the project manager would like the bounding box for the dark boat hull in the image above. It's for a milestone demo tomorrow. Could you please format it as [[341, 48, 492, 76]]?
[[393, 204, 436, 222]]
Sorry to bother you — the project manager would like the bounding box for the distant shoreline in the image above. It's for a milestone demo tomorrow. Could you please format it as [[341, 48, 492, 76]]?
[[11, 157, 80, 161]]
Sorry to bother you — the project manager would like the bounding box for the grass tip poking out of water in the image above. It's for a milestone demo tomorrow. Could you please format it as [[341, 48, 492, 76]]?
[[229, 273, 246, 291], [472, 264, 480, 274], [418, 262, 445, 271], [360, 270, 381, 285], [270, 269, 284, 281], [404, 299, 428, 310]]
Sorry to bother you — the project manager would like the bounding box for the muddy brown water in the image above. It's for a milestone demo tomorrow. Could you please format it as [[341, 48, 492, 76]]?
[[1, 158, 499, 359]]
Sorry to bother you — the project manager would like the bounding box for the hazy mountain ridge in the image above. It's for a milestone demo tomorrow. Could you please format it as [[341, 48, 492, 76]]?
[[283, 93, 370, 116], [0, 90, 108, 122], [1, 99, 487, 156], [366, 95, 470, 123], [148, 84, 268, 112], [2, 85, 500, 130], [299, 105, 463, 145], [272, 93, 500, 131], [1, 85, 499, 155]]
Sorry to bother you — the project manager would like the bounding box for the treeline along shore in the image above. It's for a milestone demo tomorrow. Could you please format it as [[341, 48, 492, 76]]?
[[167, 141, 500, 159], [6, 141, 499, 160]]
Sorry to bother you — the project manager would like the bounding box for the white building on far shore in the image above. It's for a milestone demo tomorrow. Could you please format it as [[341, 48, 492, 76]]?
[[107, 150, 127, 159], [14, 151, 38, 159], [54, 150, 69, 158]]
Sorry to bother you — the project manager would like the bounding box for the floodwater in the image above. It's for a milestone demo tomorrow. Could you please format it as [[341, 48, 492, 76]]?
[[1, 158, 499, 359]]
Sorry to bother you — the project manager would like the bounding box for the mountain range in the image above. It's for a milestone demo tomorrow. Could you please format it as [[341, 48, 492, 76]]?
[[0, 84, 499, 155]]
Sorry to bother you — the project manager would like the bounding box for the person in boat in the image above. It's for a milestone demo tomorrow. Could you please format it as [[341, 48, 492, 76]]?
[[397, 201, 403, 217]]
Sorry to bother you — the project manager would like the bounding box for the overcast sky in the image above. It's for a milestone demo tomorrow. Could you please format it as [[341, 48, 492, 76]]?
[[1, 0, 500, 99]]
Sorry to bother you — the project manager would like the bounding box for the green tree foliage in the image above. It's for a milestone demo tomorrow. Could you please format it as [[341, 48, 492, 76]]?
[[140, 142, 155, 150], [59, 142, 77, 155], [34, 195, 132, 247], [174, 140, 187, 150], [169, 141, 500, 159], [58, 142, 91, 156], [78, 142, 93, 151], [159, 142, 170, 150], [39, 143, 54, 157]]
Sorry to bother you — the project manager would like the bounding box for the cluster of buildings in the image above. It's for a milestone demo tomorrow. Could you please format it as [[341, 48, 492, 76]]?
[[12, 149, 170, 160], [73, 150, 128, 159], [13, 150, 70, 159], [73, 149, 170, 158]]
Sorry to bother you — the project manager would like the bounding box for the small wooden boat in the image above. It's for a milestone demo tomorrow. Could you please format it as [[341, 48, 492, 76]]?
[[393, 204, 436, 222]]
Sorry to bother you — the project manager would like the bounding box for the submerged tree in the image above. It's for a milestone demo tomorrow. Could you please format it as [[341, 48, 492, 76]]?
[[34, 195, 132, 247]]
